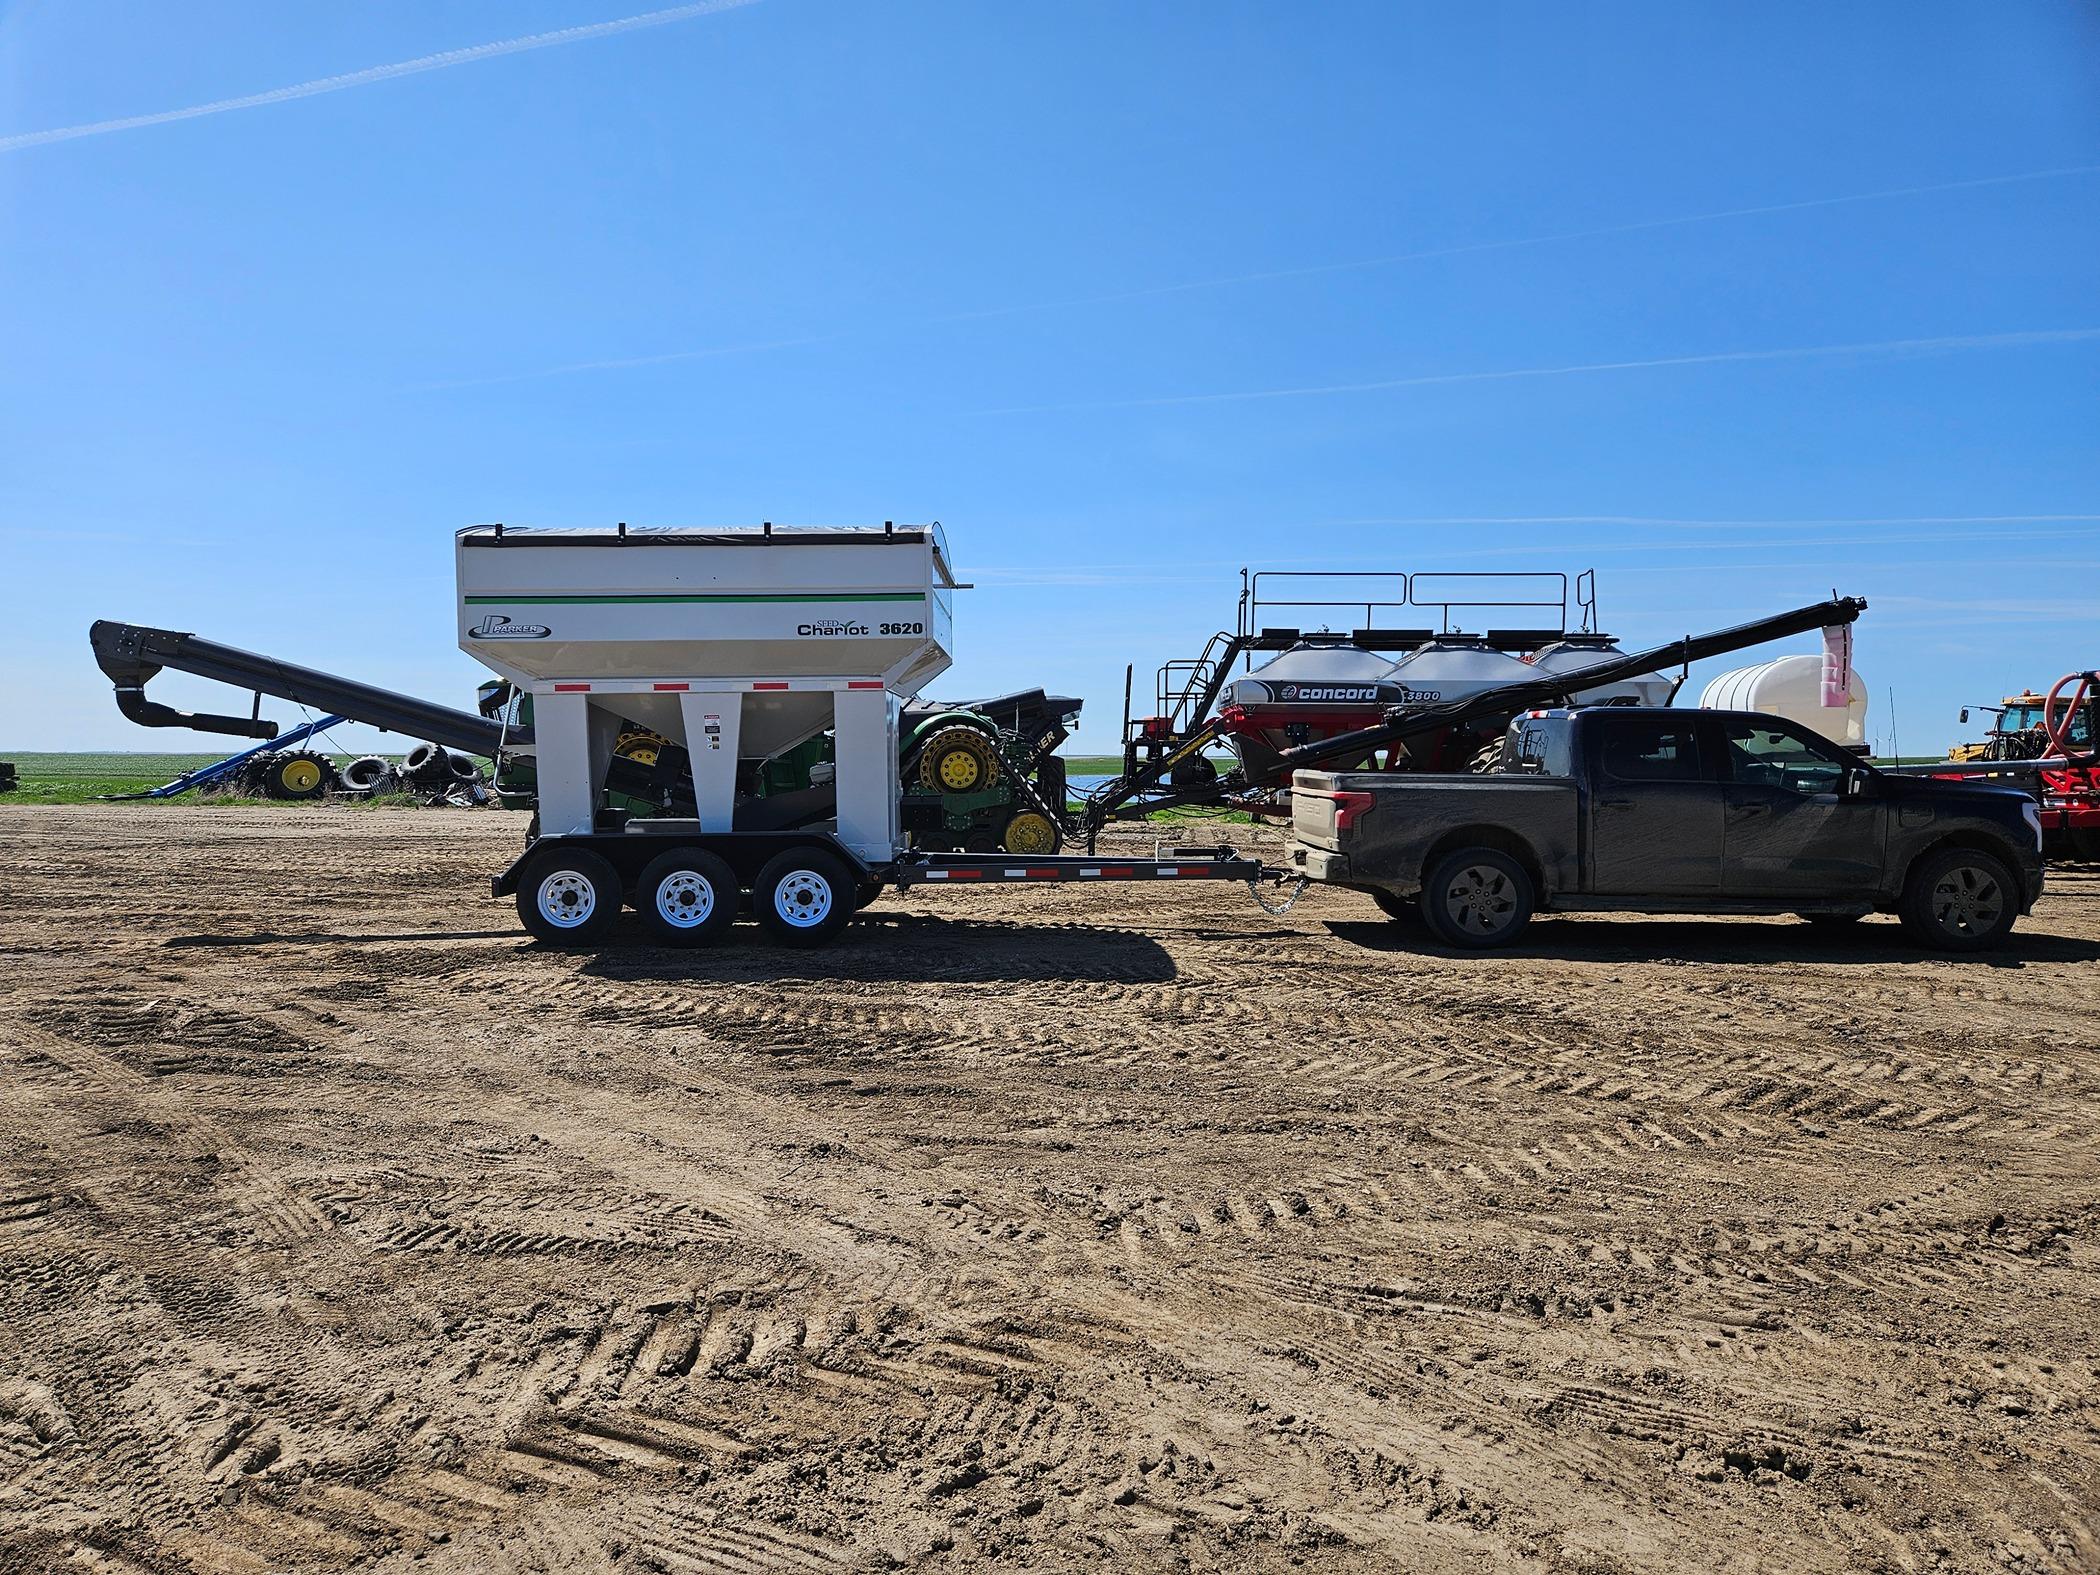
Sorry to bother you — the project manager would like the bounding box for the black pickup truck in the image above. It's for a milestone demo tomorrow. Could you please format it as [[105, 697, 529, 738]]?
[[1291, 707, 2045, 951]]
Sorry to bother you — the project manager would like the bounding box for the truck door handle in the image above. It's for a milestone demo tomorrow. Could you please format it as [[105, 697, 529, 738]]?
[[1598, 797, 1634, 810], [1735, 802, 1770, 817]]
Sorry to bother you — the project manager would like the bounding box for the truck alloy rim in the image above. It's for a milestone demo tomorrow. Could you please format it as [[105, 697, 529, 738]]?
[[772, 869, 834, 927], [536, 871, 598, 928], [654, 871, 716, 928], [1930, 866, 2003, 936], [1442, 864, 1516, 934]]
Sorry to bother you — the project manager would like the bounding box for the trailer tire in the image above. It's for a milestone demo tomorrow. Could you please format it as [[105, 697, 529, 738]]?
[[517, 846, 621, 946], [1899, 847, 2017, 952], [755, 848, 855, 946], [1420, 847, 1533, 949], [446, 750, 483, 782], [637, 848, 739, 947]]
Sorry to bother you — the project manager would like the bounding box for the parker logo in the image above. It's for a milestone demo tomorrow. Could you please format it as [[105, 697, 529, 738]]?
[[1280, 684, 1380, 703], [798, 619, 870, 637], [468, 613, 551, 640]]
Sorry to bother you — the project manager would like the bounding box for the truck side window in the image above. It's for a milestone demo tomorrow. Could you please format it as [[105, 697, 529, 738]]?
[[1721, 720, 1846, 795], [1596, 717, 1702, 782]]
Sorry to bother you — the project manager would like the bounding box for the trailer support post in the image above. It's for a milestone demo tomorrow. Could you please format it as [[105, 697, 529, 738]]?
[[678, 691, 743, 832], [533, 691, 602, 836]]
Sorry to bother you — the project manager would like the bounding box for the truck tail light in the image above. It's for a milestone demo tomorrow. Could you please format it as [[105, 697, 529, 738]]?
[[1330, 790, 1374, 833]]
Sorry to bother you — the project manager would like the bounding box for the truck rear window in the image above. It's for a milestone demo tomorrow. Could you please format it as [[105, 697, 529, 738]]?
[[1595, 716, 1703, 782]]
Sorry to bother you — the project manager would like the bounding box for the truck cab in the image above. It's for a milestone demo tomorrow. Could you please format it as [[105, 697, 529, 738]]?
[[1293, 707, 2045, 951]]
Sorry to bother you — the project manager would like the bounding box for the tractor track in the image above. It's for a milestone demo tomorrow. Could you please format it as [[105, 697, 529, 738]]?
[[1, 804, 2098, 1572]]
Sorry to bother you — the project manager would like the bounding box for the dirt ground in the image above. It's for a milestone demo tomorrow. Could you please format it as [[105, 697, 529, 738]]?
[[2, 805, 2097, 1574]]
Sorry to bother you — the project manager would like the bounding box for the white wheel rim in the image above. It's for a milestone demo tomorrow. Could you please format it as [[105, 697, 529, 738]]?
[[771, 869, 834, 928], [1931, 865, 2003, 937], [536, 871, 598, 929], [655, 869, 717, 929], [1443, 864, 1516, 935]]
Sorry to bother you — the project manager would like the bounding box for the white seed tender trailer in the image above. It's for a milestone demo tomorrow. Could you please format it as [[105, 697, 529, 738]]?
[[458, 523, 1258, 945]]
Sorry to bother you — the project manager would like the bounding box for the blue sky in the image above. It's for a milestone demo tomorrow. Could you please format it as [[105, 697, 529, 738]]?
[[3, 0, 2095, 758]]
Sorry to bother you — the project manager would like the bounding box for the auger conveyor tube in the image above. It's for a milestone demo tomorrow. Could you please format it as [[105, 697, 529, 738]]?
[[1266, 594, 1869, 778], [89, 620, 519, 753]]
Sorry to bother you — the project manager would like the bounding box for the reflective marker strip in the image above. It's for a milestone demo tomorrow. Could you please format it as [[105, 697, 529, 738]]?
[[553, 683, 591, 692], [1080, 868, 1102, 878], [752, 682, 790, 690], [653, 683, 689, 691], [847, 680, 885, 689], [1026, 868, 1061, 878]]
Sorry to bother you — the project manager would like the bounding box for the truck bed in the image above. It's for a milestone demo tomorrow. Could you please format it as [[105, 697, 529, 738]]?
[[1291, 768, 1579, 897]]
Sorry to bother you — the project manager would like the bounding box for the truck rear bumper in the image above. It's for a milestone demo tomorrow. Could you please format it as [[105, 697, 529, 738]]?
[[1295, 845, 1352, 884]]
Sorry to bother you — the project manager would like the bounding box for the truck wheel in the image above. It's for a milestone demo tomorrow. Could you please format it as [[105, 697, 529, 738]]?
[[637, 848, 739, 947], [1900, 848, 2017, 951], [1420, 847, 1533, 949], [1370, 889, 1420, 925], [755, 849, 855, 946], [517, 846, 621, 946]]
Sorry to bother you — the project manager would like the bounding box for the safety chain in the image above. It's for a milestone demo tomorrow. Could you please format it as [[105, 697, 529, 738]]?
[[1246, 875, 1310, 916]]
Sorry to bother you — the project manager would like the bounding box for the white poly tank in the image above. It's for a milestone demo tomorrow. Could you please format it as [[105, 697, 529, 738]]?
[[1699, 654, 1867, 746]]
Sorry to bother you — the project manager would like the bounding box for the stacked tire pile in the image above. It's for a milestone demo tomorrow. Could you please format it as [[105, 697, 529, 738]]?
[[221, 744, 489, 803]]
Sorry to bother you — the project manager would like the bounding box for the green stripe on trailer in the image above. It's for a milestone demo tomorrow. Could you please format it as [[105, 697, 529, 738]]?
[[463, 592, 928, 606]]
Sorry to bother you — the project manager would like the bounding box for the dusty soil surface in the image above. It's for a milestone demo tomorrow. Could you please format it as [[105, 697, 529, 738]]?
[[3, 805, 2098, 1574]]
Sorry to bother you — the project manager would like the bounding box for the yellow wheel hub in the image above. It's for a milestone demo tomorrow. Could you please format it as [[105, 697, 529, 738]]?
[[280, 759, 322, 793], [937, 748, 982, 790], [1001, 811, 1059, 855]]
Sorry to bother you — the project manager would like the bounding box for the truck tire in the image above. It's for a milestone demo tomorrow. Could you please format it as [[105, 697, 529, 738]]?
[[1420, 847, 1534, 949], [516, 846, 621, 946], [637, 848, 739, 947], [755, 848, 855, 946], [1899, 847, 2017, 952], [1370, 889, 1420, 925]]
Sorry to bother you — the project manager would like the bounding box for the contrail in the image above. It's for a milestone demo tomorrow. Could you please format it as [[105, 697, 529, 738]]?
[[0, 0, 764, 155], [973, 328, 2100, 415]]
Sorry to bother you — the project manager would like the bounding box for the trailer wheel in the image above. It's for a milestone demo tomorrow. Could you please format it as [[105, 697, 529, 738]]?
[[1899, 848, 2017, 951], [637, 848, 738, 947], [517, 847, 621, 946], [1420, 847, 1533, 949], [755, 849, 854, 946]]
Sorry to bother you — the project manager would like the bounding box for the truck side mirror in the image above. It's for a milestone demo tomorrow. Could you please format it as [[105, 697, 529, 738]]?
[[1844, 767, 1872, 798]]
